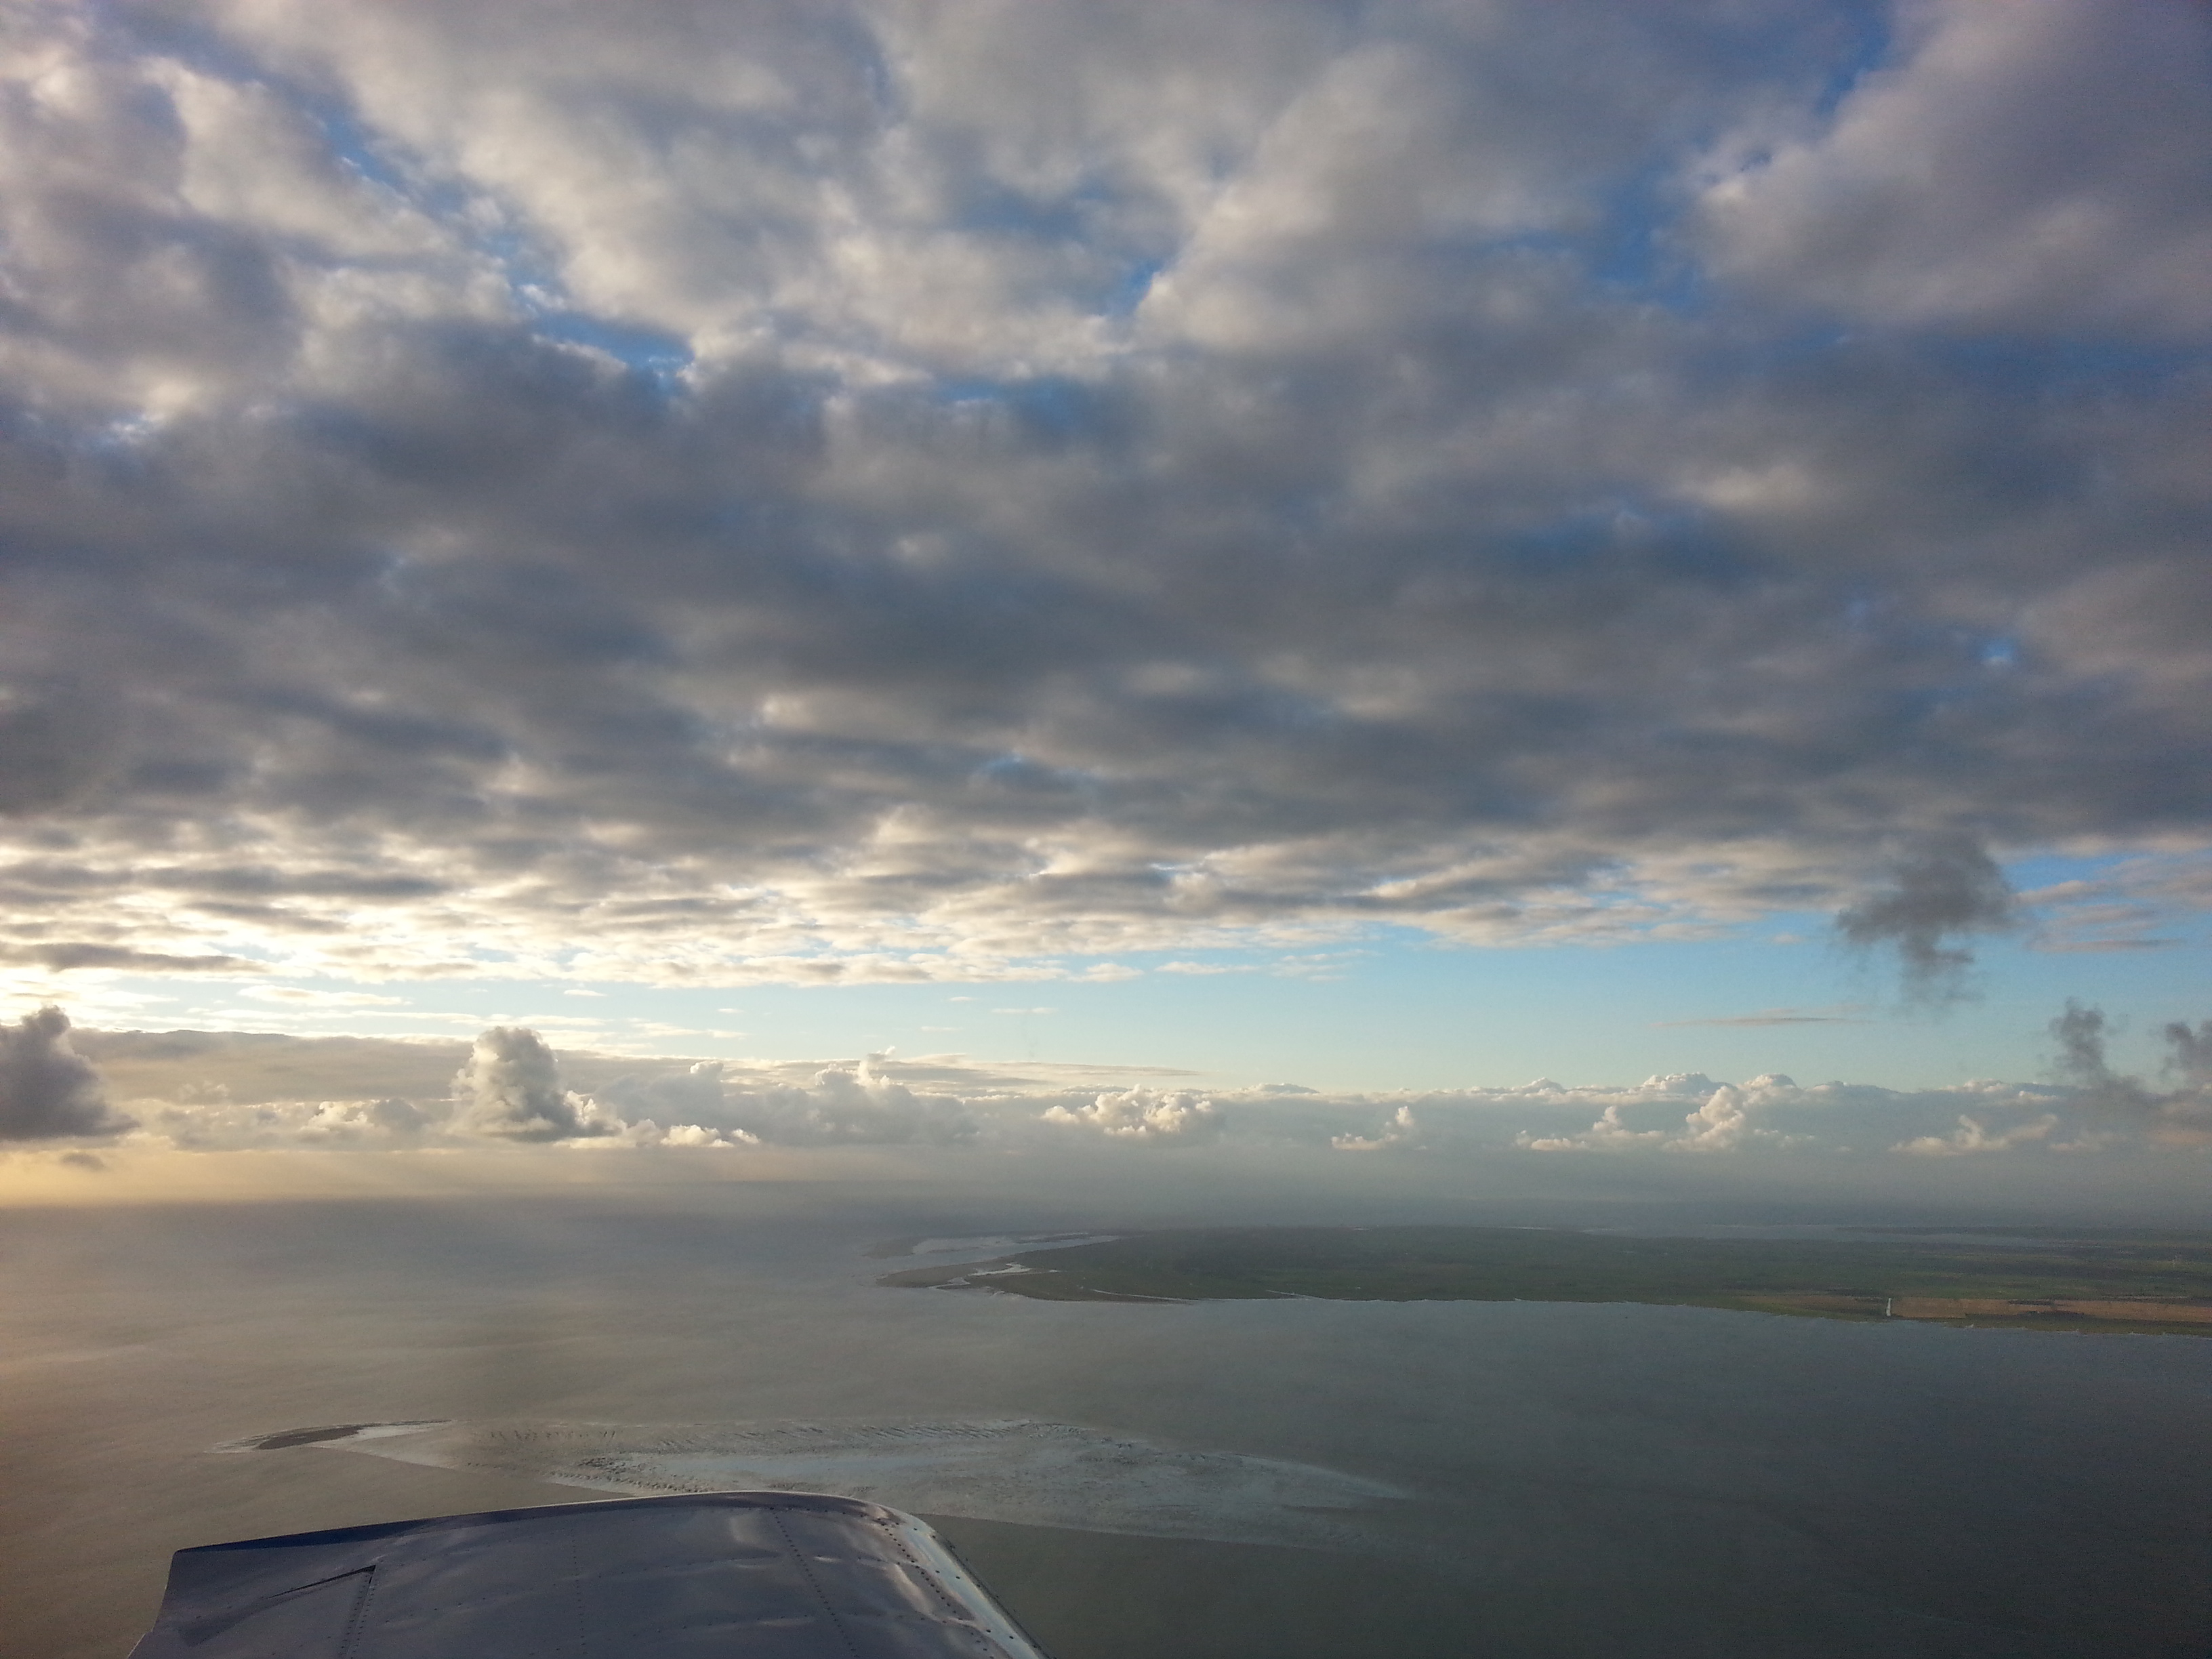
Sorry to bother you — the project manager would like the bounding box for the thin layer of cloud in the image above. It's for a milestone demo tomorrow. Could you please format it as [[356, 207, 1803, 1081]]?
[[1656, 1006, 1868, 1028], [2021, 853, 2212, 954]]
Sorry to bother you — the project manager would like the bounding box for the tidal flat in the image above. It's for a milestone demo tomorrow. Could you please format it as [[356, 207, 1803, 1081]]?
[[5, 1181, 2209, 1659]]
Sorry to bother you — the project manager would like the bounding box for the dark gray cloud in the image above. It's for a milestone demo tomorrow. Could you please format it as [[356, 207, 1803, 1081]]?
[[1693, 0, 2212, 335], [0, 1006, 133, 1140], [2165, 1019, 2212, 1091], [1835, 836, 2016, 1003], [0, 684, 119, 815], [2043, 1000, 2212, 1139], [2049, 1000, 2134, 1103], [0, 1, 2203, 987]]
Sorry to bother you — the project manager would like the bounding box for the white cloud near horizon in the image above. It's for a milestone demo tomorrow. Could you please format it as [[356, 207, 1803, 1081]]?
[[1043, 1086, 1224, 1142], [28, 1011, 2203, 1162], [0, 0, 2205, 995]]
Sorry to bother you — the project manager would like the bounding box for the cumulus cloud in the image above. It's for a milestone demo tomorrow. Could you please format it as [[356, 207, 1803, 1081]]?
[[1044, 1086, 1223, 1142], [1518, 1105, 1667, 1154], [0, 1, 2200, 995], [58, 1029, 980, 1152], [649, 1122, 758, 1149], [1331, 1105, 1419, 1152], [1519, 1073, 1814, 1154], [602, 1055, 975, 1147], [1498, 1050, 2207, 1159], [1488, 1004, 2209, 1158], [1672, 1083, 1806, 1153], [0, 1006, 132, 1141], [453, 1027, 614, 1142], [1895, 1113, 2058, 1158]]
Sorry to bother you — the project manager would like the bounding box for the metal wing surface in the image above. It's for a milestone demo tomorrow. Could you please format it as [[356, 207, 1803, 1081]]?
[[127, 1490, 1049, 1659]]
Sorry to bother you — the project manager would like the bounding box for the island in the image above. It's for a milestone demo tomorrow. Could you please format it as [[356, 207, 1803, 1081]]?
[[878, 1226, 2212, 1334]]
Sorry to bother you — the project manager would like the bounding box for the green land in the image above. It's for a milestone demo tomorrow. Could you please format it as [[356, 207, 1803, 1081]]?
[[879, 1227, 2212, 1334]]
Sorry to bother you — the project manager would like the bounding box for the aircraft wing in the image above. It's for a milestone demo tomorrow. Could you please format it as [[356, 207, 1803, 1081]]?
[[127, 1490, 1050, 1658]]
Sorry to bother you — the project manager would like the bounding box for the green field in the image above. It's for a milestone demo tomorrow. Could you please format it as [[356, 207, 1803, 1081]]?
[[880, 1227, 2212, 1333]]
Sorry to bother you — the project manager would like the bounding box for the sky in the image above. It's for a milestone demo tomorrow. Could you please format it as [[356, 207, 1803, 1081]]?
[[0, 0, 2209, 1180]]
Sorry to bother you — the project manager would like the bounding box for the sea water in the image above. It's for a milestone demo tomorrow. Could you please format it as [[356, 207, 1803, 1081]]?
[[3, 1180, 2207, 1658]]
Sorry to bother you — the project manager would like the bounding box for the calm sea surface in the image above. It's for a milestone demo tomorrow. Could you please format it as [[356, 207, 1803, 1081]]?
[[3, 1181, 2207, 1658]]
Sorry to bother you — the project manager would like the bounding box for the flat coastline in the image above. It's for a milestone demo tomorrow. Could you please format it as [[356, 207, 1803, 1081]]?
[[881, 1225, 2212, 1334]]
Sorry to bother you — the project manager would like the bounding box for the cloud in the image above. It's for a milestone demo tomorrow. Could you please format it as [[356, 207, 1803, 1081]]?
[[134, 1092, 438, 1151], [649, 1121, 758, 1149], [1673, 1084, 1803, 1153], [243, 987, 410, 1008], [1519, 1073, 1811, 1154], [0, 1, 2200, 991], [1835, 838, 2015, 1004], [1656, 1008, 1865, 1028], [2036, 1000, 2212, 1143], [28, 999, 2211, 1162], [453, 1026, 614, 1142], [0, 1006, 134, 1141], [50, 1027, 979, 1151], [0, 945, 262, 975], [1044, 1086, 1223, 1142], [1693, 0, 2212, 337], [600, 1055, 974, 1147], [124, 1093, 431, 1151], [0, 684, 119, 815], [1331, 1105, 1418, 1152], [2020, 853, 2212, 953], [2165, 1019, 2212, 1091], [1501, 1058, 2200, 1159], [1510, 1003, 2204, 1157], [1518, 1104, 1669, 1154], [2046, 1000, 2150, 1111], [1895, 1113, 2058, 1158]]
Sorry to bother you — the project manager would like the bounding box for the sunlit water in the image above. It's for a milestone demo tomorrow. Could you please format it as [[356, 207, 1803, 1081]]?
[[3, 1179, 2207, 1658]]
